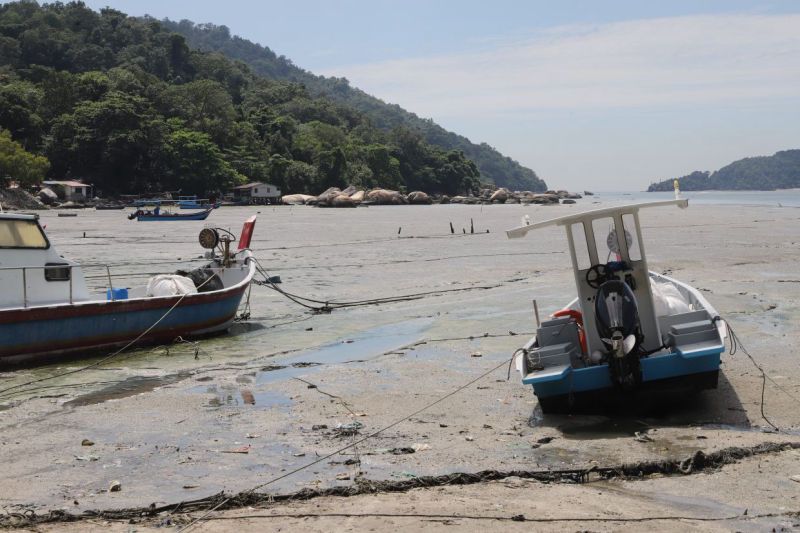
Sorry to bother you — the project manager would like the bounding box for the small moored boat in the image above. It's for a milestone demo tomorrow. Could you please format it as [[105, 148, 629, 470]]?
[[128, 206, 213, 221], [0, 213, 257, 368], [177, 195, 220, 209], [506, 199, 726, 413]]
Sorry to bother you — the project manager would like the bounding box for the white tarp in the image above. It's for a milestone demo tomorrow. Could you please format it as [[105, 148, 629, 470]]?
[[146, 274, 197, 297], [651, 279, 691, 317]]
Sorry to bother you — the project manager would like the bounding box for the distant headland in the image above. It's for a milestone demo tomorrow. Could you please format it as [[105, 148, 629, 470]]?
[[647, 149, 800, 192]]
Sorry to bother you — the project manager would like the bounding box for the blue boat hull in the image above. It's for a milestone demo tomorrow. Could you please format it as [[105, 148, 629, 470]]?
[[0, 284, 247, 368], [134, 209, 212, 221], [525, 349, 722, 413]]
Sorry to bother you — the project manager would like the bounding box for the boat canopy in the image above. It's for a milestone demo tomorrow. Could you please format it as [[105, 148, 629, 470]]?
[[506, 199, 689, 355], [506, 199, 688, 239]]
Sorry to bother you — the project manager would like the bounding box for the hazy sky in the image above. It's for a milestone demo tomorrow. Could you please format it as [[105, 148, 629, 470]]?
[[73, 1, 800, 190]]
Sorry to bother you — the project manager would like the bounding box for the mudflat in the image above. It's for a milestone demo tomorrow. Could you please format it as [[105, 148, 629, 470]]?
[[1, 201, 799, 531]]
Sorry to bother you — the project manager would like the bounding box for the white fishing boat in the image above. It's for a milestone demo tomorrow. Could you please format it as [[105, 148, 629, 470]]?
[[0, 214, 257, 368], [507, 199, 727, 413]]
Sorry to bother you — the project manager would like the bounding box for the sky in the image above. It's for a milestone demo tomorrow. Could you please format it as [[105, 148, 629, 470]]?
[[71, 1, 800, 190]]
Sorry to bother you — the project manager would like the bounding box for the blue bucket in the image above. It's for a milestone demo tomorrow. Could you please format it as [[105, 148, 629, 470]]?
[[106, 287, 129, 300]]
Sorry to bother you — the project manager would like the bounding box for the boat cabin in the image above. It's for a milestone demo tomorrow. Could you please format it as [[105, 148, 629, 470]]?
[[509, 200, 689, 356], [0, 213, 90, 309]]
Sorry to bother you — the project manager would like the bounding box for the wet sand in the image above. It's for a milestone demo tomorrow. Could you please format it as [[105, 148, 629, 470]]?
[[1, 200, 799, 530]]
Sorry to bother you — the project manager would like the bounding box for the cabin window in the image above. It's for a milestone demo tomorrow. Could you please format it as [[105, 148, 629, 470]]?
[[593, 217, 620, 262], [570, 223, 591, 270], [44, 263, 71, 282], [0, 219, 49, 249], [622, 214, 642, 261]]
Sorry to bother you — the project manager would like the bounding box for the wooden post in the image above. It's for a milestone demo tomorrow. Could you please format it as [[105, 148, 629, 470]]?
[[449, 222, 454, 234]]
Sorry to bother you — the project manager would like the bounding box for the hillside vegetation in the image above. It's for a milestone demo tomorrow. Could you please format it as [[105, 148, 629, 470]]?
[[162, 20, 547, 192], [0, 1, 484, 196], [647, 150, 800, 191]]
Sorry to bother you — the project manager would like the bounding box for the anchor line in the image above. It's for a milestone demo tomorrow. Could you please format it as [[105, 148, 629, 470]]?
[[251, 258, 499, 314], [176, 356, 513, 533], [719, 317, 800, 432], [0, 274, 219, 400]]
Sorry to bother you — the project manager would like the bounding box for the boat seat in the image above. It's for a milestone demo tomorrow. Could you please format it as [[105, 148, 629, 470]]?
[[523, 363, 571, 384], [660, 311, 723, 358]]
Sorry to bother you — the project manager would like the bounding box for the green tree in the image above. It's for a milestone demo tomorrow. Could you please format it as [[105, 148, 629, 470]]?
[[163, 127, 244, 193], [0, 128, 49, 185]]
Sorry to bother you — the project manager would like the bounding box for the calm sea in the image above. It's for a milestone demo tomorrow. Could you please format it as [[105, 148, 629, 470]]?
[[591, 189, 800, 208]]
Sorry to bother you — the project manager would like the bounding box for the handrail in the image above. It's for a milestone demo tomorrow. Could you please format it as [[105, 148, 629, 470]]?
[[0, 255, 248, 308]]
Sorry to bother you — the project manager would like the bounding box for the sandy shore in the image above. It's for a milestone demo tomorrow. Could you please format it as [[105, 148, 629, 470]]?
[[1, 201, 799, 531]]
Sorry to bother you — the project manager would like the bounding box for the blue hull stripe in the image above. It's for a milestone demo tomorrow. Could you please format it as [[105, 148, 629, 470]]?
[[524, 349, 722, 398], [0, 291, 242, 358]]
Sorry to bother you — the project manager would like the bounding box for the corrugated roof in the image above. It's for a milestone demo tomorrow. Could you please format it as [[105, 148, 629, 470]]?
[[232, 182, 280, 190], [43, 180, 91, 187]]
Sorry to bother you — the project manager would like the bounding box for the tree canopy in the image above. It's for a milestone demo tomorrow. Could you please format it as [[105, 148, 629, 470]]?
[[0, 1, 484, 197], [162, 19, 547, 192], [0, 128, 49, 185]]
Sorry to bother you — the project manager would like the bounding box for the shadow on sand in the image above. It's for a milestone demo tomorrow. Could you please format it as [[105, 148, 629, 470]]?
[[530, 371, 752, 439]]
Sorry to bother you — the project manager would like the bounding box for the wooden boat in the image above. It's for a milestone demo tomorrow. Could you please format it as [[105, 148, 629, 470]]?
[[506, 199, 726, 413], [128, 207, 213, 221], [0, 213, 257, 368]]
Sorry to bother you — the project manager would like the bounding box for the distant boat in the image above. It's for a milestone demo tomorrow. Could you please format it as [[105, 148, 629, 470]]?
[[57, 212, 78, 217], [95, 204, 125, 210], [177, 195, 220, 209], [128, 207, 213, 221]]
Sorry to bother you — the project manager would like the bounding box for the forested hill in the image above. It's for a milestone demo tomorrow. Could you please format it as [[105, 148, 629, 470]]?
[[647, 150, 800, 192], [161, 20, 547, 192], [0, 1, 484, 196]]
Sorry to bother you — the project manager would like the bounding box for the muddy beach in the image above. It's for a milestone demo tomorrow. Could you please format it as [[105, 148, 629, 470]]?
[[1, 200, 799, 531]]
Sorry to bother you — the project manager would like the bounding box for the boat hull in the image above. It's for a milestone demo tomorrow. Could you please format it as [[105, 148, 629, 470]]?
[[536, 370, 719, 414], [529, 351, 721, 414], [132, 209, 212, 221], [0, 281, 248, 368]]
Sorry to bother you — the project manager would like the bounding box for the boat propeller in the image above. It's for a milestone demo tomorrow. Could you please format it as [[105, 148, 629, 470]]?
[[594, 276, 644, 390]]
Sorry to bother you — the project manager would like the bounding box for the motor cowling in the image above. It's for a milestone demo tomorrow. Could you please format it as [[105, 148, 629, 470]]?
[[594, 279, 643, 390]]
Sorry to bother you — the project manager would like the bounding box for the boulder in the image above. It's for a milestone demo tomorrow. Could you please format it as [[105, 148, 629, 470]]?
[[531, 194, 560, 204], [407, 191, 431, 204], [439, 195, 450, 204], [489, 188, 509, 203], [340, 185, 357, 197], [330, 194, 357, 207], [349, 190, 365, 202], [316, 187, 342, 205], [281, 194, 315, 205], [366, 189, 407, 205], [38, 187, 59, 205], [561, 198, 577, 204]]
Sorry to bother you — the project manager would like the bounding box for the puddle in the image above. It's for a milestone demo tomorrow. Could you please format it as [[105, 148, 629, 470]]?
[[256, 318, 431, 385], [551, 415, 652, 439], [192, 384, 292, 409], [64, 372, 189, 407]]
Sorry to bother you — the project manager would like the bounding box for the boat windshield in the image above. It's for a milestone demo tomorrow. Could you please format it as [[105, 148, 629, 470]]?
[[0, 219, 49, 249]]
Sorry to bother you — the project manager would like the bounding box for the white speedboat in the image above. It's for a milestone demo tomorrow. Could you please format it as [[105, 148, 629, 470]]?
[[507, 199, 726, 413]]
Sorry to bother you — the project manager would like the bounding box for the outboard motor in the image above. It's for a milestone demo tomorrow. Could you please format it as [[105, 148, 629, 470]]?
[[594, 280, 643, 390]]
